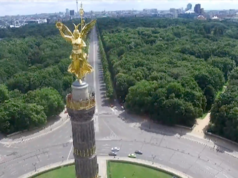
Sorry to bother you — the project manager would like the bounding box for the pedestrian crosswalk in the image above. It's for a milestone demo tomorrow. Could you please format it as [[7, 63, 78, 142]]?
[[94, 115, 99, 133], [97, 132, 120, 141]]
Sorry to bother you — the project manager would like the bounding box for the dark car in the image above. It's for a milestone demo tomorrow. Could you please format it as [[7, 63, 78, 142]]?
[[135, 150, 143, 155], [109, 152, 117, 156]]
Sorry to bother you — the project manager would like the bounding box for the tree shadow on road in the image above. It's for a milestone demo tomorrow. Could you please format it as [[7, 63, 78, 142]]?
[[116, 106, 238, 158]]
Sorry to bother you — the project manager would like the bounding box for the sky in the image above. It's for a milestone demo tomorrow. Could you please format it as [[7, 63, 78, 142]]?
[[0, 0, 238, 16]]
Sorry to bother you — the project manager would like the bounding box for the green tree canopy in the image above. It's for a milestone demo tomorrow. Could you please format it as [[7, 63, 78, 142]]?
[[24, 87, 64, 117]]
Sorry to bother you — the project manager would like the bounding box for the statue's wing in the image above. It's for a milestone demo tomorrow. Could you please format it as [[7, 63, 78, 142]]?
[[81, 20, 96, 40], [62, 24, 73, 36]]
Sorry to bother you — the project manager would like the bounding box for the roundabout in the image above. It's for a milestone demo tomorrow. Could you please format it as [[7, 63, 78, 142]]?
[[0, 27, 238, 178]]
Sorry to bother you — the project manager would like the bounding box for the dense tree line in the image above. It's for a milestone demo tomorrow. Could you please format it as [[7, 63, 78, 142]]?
[[210, 68, 238, 142], [97, 17, 237, 127], [97, 29, 114, 99], [0, 19, 90, 134]]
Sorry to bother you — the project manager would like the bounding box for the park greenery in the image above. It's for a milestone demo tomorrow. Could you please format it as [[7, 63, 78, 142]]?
[[31, 161, 177, 178], [0, 17, 238, 142], [97, 17, 238, 141], [0, 20, 90, 134], [210, 67, 238, 142], [107, 161, 177, 178], [31, 164, 75, 178]]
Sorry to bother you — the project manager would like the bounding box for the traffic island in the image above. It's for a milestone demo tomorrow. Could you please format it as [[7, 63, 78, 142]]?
[[20, 157, 191, 178], [107, 160, 180, 178]]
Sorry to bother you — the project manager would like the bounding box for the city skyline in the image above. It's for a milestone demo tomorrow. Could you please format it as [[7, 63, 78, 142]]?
[[1, 0, 238, 16]]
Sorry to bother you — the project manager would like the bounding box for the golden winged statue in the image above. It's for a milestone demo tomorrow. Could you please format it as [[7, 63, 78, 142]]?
[[56, 19, 96, 83]]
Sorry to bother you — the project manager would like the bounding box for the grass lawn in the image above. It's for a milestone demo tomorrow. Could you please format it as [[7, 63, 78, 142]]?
[[31, 165, 75, 178], [108, 161, 177, 178], [216, 85, 227, 99]]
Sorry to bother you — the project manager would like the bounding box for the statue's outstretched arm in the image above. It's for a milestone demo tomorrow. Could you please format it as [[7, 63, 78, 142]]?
[[56, 22, 72, 42], [59, 29, 72, 42]]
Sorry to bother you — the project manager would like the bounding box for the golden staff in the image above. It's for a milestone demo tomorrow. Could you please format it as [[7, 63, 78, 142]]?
[[79, 2, 84, 32]]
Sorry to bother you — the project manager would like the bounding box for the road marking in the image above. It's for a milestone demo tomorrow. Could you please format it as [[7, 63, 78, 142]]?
[[68, 138, 73, 143], [97, 136, 120, 141], [101, 117, 118, 139], [93, 28, 98, 114], [67, 144, 73, 161], [94, 115, 99, 132]]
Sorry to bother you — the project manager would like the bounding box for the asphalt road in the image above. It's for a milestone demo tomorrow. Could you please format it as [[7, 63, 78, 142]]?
[[0, 27, 238, 178]]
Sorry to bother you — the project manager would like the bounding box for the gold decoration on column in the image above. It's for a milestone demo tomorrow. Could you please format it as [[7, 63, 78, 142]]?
[[66, 94, 95, 111]]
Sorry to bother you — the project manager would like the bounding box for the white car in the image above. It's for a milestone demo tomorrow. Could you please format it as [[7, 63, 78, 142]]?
[[111, 147, 120, 152]]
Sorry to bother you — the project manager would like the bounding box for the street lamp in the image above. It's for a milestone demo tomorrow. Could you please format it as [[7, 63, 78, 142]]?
[[32, 163, 37, 172], [151, 155, 156, 164]]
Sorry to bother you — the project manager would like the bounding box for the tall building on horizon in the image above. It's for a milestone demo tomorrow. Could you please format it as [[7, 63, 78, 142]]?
[[186, 3, 192, 11], [66, 8, 69, 16], [194, 4, 202, 14]]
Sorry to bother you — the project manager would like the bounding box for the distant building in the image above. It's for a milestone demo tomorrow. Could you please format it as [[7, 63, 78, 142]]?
[[201, 8, 205, 15], [38, 19, 47, 24], [25, 20, 39, 24], [143, 8, 158, 14], [9, 25, 20, 28], [170, 8, 178, 18], [186, 3, 192, 11], [197, 15, 206, 20], [178, 10, 198, 19], [70, 10, 74, 16], [194, 4, 201, 14], [212, 16, 220, 20], [65, 8, 69, 16], [157, 13, 173, 18], [185, 10, 195, 14]]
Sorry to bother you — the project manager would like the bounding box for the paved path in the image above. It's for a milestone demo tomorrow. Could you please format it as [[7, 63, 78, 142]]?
[[191, 113, 210, 137], [191, 86, 227, 137]]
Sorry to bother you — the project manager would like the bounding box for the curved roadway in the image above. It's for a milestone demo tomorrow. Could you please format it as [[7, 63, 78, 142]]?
[[0, 27, 238, 178]]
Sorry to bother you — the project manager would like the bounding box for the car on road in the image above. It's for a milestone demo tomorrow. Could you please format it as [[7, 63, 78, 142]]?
[[111, 147, 120, 152], [109, 152, 117, 156], [135, 150, 143, 155], [128, 153, 136, 158]]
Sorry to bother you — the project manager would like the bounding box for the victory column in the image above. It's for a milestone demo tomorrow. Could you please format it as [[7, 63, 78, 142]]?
[[56, 3, 98, 178]]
